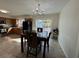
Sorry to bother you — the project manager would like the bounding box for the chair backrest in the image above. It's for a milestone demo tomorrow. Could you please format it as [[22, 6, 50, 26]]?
[[27, 32, 38, 48]]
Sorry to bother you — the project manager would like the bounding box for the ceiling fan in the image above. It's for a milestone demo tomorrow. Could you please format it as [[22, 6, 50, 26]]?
[[33, 0, 45, 15]]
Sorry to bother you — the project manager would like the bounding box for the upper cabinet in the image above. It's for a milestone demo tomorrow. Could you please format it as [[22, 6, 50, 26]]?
[[0, 17, 17, 27]]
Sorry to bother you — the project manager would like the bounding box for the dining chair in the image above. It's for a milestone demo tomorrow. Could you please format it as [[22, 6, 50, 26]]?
[[27, 32, 41, 57]]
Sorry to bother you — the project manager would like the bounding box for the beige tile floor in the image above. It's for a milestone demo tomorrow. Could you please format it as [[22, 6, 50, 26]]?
[[0, 34, 65, 58]]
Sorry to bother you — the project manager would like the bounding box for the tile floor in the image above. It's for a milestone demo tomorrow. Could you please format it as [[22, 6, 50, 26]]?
[[0, 34, 65, 58]]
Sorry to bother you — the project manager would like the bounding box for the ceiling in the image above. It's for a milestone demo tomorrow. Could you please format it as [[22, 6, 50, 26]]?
[[0, 0, 70, 16]]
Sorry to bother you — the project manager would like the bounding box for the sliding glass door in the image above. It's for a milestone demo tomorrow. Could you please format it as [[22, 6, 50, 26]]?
[[36, 19, 52, 37]]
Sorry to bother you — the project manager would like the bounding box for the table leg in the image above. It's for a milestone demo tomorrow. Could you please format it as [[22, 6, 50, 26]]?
[[43, 40, 46, 58], [21, 36, 24, 53]]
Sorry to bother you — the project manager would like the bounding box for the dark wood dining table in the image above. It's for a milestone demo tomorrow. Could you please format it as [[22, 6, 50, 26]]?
[[20, 32, 47, 58]]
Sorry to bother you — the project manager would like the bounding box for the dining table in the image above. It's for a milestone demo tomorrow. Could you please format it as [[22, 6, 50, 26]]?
[[20, 31, 48, 58]]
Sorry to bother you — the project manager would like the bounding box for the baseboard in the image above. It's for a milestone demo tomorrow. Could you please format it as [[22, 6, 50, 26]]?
[[58, 40, 69, 58]]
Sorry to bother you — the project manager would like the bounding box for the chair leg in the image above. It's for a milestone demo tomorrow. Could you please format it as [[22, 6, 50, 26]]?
[[47, 41, 49, 47], [27, 46, 29, 57], [47, 41, 49, 52], [39, 42, 42, 51], [35, 48, 37, 57]]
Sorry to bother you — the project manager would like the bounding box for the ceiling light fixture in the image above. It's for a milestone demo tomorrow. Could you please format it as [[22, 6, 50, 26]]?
[[33, 0, 45, 15], [0, 9, 9, 13]]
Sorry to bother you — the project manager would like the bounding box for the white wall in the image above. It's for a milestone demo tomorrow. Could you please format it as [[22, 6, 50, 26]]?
[[32, 13, 59, 30], [59, 0, 79, 57], [16, 13, 59, 31]]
